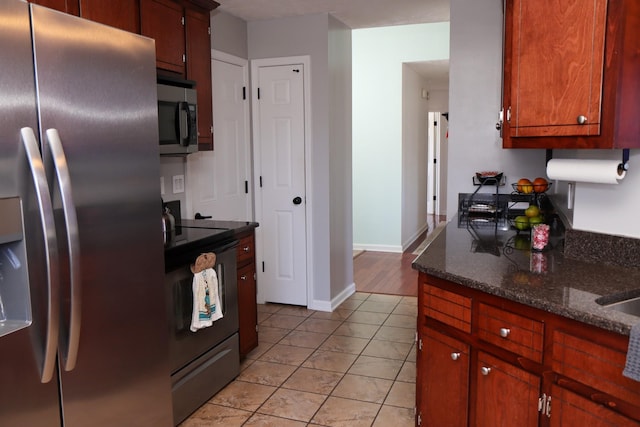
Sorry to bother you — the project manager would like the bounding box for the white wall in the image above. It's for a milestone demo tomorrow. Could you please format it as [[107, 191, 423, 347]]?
[[248, 13, 353, 308], [449, 0, 640, 240], [353, 23, 450, 251], [448, 0, 545, 220], [402, 65, 429, 248], [328, 16, 354, 300], [210, 10, 248, 58]]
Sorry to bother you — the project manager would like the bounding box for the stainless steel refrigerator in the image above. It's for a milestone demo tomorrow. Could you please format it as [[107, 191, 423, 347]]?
[[0, 1, 173, 425]]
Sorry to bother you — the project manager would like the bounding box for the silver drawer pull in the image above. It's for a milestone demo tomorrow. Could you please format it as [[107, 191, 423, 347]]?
[[243, 246, 250, 252], [577, 115, 588, 124], [481, 366, 492, 376], [240, 275, 247, 281], [499, 328, 511, 338], [451, 352, 461, 361]]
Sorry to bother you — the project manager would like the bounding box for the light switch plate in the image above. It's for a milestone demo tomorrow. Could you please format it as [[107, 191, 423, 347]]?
[[172, 175, 185, 194]]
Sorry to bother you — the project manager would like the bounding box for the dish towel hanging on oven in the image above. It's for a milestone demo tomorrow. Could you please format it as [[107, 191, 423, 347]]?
[[190, 267, 223, 332]]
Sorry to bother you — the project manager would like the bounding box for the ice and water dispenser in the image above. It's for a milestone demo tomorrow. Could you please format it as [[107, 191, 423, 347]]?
[[0, 197, 31, 337]]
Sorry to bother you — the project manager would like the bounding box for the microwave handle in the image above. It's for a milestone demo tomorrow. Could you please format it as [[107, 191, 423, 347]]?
[[175, 101, 192, 147]]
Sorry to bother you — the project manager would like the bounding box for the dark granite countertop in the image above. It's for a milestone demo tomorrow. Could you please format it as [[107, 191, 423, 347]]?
[[412, 217, 640, 336], [164, 220, 258, 270]]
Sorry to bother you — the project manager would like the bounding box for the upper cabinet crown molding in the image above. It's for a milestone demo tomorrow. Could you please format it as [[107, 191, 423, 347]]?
[[502, 0, 640, 149]]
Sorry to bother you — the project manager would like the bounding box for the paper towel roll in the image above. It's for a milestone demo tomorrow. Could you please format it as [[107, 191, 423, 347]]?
[[546, 159, 626, 184]]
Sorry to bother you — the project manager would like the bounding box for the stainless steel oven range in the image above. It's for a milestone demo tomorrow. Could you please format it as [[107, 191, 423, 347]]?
[[164, 226, 239, 425]]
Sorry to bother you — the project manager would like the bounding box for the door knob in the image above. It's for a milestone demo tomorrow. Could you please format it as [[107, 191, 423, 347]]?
[[293, 196, 302, 205]]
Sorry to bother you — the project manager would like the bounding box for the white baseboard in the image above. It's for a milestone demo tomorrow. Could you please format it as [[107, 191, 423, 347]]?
[[308, 282, 356, 312], [352, 243, 403, 253]]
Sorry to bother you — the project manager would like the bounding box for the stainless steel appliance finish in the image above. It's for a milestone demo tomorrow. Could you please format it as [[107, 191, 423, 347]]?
[[0, 1, 172, 426], [158, 82, 198, 155], [165, 237, 240, 425]]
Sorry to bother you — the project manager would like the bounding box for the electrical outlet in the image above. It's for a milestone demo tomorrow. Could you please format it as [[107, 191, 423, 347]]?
[[172, 175, 184, 194], [160, 177, 165, 195]]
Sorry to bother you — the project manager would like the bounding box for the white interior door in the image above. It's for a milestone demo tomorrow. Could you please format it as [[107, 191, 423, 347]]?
[[187, 51, 251, 220], [253, 61, 307, 306]]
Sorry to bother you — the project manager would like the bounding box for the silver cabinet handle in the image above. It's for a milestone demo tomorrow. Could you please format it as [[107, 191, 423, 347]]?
[[481, 366, 492, 376], [451, 352, 461, 361], [243, 246, 250, 252], [499, 327, 511, 338], [21, 127, 60, 384], [240, 275, 247, 281], [46, 129, 81, 372], [577, 115, 588, 124]]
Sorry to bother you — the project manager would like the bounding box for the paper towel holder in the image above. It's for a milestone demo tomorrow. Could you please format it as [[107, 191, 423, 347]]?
[[546, 148, 630, 173], [620, 149, 630, 173]]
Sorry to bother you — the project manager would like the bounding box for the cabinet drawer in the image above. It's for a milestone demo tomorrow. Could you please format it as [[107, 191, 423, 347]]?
[[552, 330, 640, 408], [236, 234, 255, 265], [423, 284, 472, 333], [478, 303, 544, 362]]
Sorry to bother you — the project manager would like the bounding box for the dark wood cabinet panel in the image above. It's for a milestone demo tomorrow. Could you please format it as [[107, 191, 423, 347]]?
[[418, 328, 469, 427], [140, 0, 185, 75], [29, 0, 79, 14], [474, 351, 540, 427], [185, 8, 213, 150], [508, 0, 606, 138], [502, 0, 640, 149], [79, 0, 139, 33], [236, 231, 258, 358], [550, 385, 639, 427], [237, 263, 257, 357]]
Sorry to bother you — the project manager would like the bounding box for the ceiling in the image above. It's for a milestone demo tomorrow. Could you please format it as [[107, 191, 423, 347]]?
[[215, 0, 450, 86], [215, 0, 450, 29]]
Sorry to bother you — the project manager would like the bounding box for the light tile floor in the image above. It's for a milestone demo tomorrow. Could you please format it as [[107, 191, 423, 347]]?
[[180, 292, 417, 426]]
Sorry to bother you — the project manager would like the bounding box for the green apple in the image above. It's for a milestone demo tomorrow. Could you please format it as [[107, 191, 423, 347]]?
[[529, 215, 544, 226], [514, 215, 529, 230]]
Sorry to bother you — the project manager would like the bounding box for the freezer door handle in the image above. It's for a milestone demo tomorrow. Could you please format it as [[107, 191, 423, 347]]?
[[20, 127, 60, 383], [46, 129, 81, 371]]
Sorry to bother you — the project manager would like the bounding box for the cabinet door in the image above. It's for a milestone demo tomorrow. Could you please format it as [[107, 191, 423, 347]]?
[[550, 385, 638, 427], [186, 8, 213, 150], [79, 0, 139, 33], [29, 0, 79, 14], [507, 0, 607, 138], [237, 263, 258, 357], [475, 351, 540, 427], [140, 0, 185, 75], [418, 328, 469, 427]]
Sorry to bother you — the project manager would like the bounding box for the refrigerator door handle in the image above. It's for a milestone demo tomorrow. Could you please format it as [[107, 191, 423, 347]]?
[[20, 127, 60, 383], [46, 128, 81, 372]]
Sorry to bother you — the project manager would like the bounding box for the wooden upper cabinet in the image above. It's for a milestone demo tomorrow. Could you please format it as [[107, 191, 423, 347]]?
[[503, 0, 640, 149], [140, 0, 186, 75], [29, 0, 79, 14], [509, 0, 606, 137], [186, 8, 213, 150], [79, 0, 140, 33]]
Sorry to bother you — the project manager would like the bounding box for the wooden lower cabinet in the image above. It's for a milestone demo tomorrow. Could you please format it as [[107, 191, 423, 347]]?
[[418, 328, 469, 427], [550, 385, 639, 427], [417, 272, 640, 427], [474, 352, 540, 427], [236, 230, 258, 358]]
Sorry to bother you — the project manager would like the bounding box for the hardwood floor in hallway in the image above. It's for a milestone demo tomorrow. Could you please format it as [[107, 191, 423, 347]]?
[[354, 215, 445, 297]]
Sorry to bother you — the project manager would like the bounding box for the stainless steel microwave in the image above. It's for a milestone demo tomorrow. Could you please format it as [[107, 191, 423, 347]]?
[[157, 82, 198, 155]]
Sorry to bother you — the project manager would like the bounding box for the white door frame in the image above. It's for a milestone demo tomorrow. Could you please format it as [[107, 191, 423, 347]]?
[[427, 112, 441, 216], [250, 55, 314, 308]]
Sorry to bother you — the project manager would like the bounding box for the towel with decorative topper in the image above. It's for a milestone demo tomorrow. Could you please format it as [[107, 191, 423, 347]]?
[[190, 252, 223, 332]]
